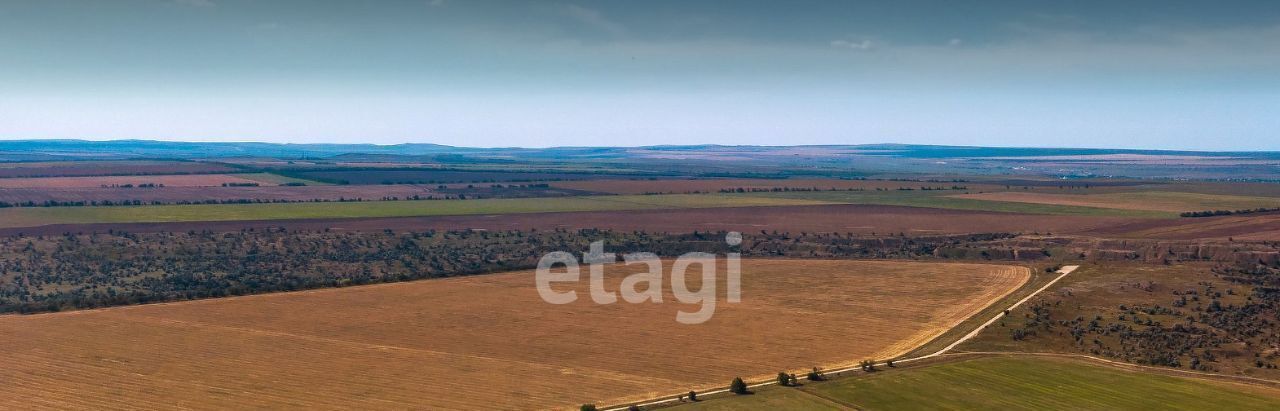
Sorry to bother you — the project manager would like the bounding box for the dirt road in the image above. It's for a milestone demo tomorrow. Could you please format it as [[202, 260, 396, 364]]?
[[604, 265, 1079, 411]]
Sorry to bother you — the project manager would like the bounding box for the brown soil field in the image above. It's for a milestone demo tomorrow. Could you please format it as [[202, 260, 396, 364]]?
[[1082, 212, 1280, 241], [295, 169, 639, 185], [0, 174, 266, 189], [554, 178, 1005, 195], [0, 184, 434, 204], [952, 191, 1280, 213], [0, 161, 236, 178], [0, 259, 1028, 410], [0, 204, 1142, 237]]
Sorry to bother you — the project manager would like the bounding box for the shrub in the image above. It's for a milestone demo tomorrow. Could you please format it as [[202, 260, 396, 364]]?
[[729, 377, 749, 395]]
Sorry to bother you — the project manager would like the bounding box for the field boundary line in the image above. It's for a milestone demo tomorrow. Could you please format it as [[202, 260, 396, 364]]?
[[903, 265, 1078, 362], [602, 265, 1078, 411], [945, 351, 1280, 389]]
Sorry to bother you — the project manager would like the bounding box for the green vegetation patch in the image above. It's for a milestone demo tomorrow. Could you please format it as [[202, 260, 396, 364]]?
[[673, 356, 1280, 410], [234, 172, 330, 186]]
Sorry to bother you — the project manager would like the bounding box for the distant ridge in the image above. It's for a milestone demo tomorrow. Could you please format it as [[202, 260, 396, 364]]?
[[0, 139, 1277, 161]]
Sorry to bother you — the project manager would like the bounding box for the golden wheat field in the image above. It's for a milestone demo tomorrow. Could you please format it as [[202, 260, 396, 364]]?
[[0, 259, 1028, 410]]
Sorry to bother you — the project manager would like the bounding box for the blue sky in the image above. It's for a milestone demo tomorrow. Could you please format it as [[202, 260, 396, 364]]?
[[1, 0, 1278, 149]]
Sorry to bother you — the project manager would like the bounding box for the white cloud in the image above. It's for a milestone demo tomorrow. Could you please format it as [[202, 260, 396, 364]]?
[[427, 0, 446, 7], [948, 38, 962, 46], [173, 0, 216, 7], [564, 4, 625, 36], [830, 39, 873, 50]]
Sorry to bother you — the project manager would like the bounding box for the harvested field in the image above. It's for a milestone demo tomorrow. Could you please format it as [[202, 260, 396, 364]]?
[[0, 259, 1028, 410], [0, 160, 235, 178], [552, 178, 1003, 195], [951, 191, 1280, 213], [0, 185, 434, 205], [0, 174, 264, 189], [0, 204, 1144, 236]]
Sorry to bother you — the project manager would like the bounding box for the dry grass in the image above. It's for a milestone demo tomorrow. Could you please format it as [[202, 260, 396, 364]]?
[[0, 259, 1027, 410]]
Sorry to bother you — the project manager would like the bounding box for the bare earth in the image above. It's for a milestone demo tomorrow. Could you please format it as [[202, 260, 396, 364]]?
[[952, 191, 1280, 213], [0, 259, 1027, 410]]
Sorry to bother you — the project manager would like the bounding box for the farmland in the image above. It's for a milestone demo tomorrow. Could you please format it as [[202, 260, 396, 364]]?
[[0, 184, 433, 205], [0, 204, 1146, 240], [0, 193, 831, 228], [740, 190, 1179, 218], [0, 142, 1278, 410], [0, 174, 266, 189], [0, 160, 237, 178], [551, 178, 1003, 195], [291, 169, 647, 184], [1083, 212, 1280, 240], [951, 191, 1280, 213], [0, 259, 1028, 410], [670, 355, 1280, 410]]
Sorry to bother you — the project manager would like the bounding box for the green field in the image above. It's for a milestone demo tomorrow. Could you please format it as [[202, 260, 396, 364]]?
[[0, 194, 832, 227], [235, 172, 331, 186], [669, 356, 1280, 410], [740, 190, 1178, 218]]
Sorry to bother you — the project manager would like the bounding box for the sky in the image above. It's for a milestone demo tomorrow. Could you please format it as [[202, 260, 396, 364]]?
[[1, 0, 1278, 150]]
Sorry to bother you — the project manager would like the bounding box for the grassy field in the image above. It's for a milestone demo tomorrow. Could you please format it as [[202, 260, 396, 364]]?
[[0, 194, 832, 227], [670, 356, 1280, 410], [234, 172, 331, 186], [741, 190, 1178, 218], [952, 191, 1280, 213], [0, 260, 1025, 410]]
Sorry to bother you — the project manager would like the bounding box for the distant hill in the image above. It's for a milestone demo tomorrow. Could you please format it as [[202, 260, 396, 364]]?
[[1, 139, 1275, 161]]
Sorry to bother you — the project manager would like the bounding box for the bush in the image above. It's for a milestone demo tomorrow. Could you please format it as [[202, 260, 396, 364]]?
[[806, 367, 825, 381], [580, 405, 597, 411], [729, 377, 750, 395], [777, 372, 791, 386]]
